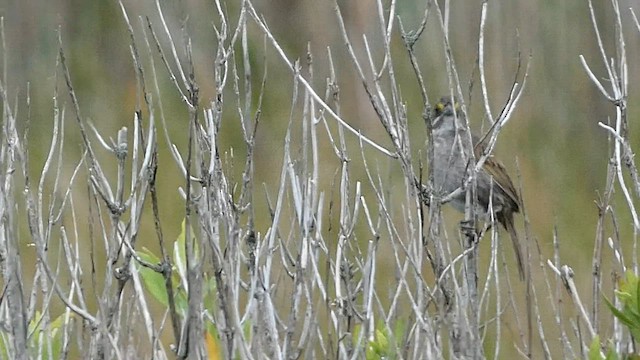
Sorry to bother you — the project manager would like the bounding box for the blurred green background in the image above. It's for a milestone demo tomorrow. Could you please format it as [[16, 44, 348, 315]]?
[[2, 0, 639, 354]]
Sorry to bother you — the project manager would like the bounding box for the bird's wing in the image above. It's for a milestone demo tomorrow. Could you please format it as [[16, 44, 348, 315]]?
[[473, 135, 521, 211]]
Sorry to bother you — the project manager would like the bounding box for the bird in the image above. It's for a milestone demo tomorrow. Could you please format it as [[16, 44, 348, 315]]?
[[430, 95, 525, 280]]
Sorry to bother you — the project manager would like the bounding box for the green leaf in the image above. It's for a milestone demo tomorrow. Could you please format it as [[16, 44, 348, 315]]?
[[393, 320, 406, 345], [588, 336, 603, 360], [375, 328, 389, 353], [610, 272, 640, 342], [174, 288, 189, 316], [603, 340, 620, 360], [139, 264, 169, 307], [203, 274, 218, 312], [27, 312, 65, 359], [138, 247, 161, 264], [636, 273, 640, 316], [173, 219, 197, 289], [137, 247, 169, 306], [603, 295, 635, 329], [0, 338, 7, 359]]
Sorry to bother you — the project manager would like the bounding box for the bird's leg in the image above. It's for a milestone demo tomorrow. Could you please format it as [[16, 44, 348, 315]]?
[[460, 219, 480, 243], [476, 222, 493, 241]]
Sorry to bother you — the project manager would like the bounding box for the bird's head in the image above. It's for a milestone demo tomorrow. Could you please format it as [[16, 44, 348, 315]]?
[[432, 95, 461, 131], [433, 95, 459, 117]]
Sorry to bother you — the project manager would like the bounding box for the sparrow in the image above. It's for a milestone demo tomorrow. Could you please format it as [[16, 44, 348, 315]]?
[[430, 95, 525, 280]]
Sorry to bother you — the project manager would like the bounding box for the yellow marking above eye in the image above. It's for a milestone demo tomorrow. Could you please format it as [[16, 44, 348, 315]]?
[[454, 101, 460, 110], [436, 103, 445, 111]]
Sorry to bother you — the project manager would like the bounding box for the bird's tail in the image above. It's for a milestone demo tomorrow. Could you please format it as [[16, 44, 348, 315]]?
[[503, 213, 525, 281]]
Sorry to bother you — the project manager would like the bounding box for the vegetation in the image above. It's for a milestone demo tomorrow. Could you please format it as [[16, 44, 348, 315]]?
[[0, 0, 639, 358]]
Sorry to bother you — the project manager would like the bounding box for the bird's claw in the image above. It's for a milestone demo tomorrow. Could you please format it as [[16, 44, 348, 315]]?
[[460, 219, 479, 242]]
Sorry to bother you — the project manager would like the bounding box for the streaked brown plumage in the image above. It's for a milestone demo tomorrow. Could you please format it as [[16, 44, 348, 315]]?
[[431, 95, 524, 280]]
